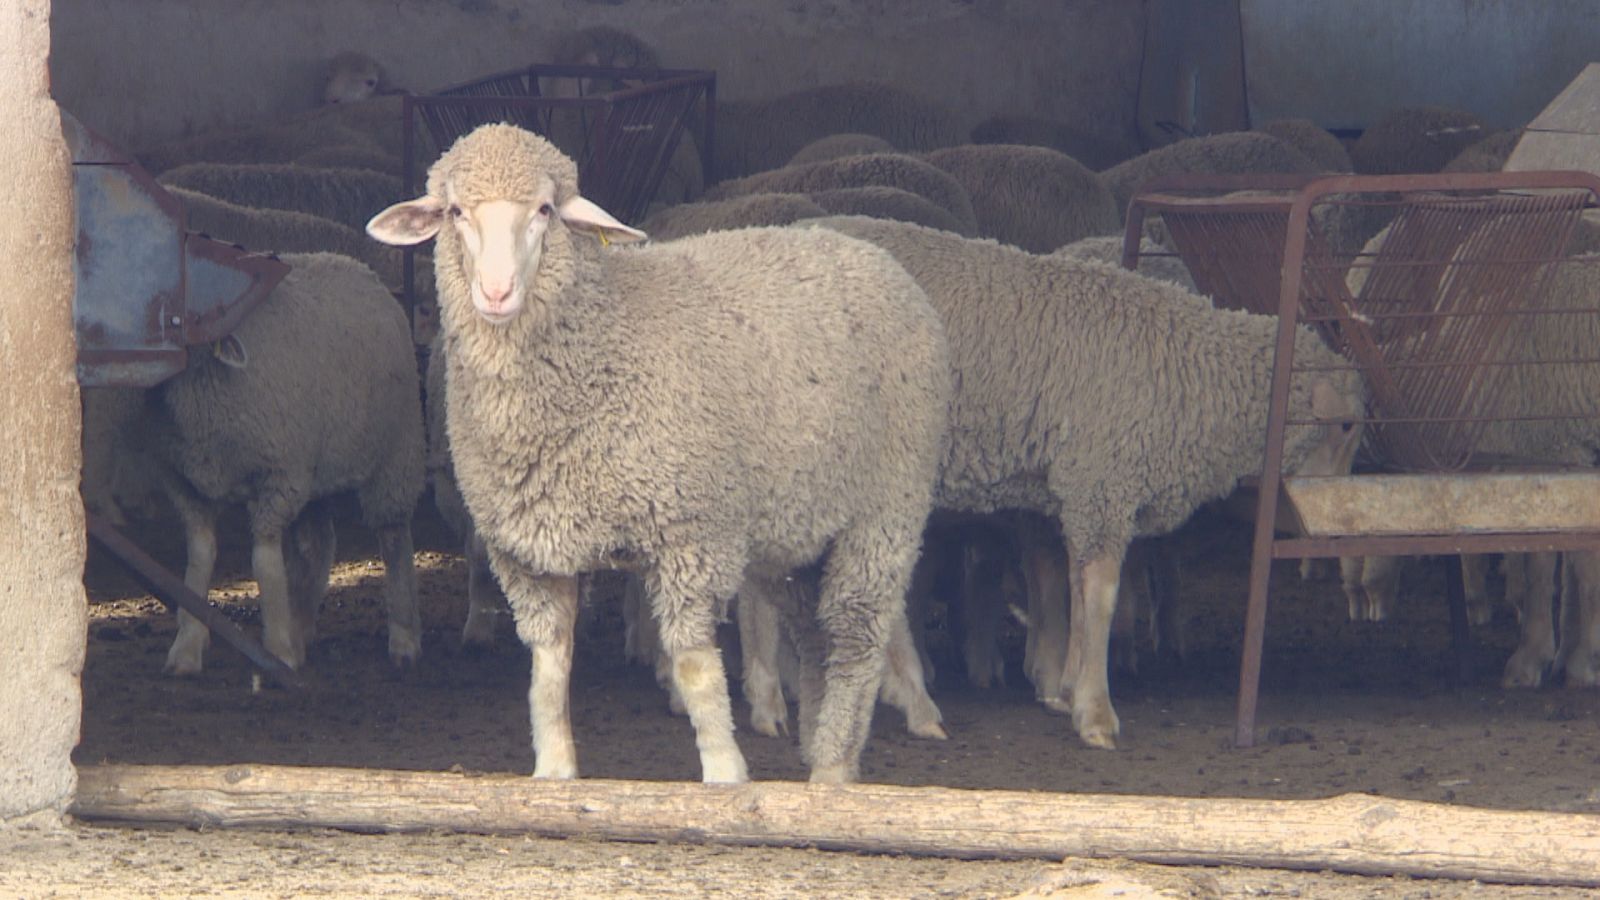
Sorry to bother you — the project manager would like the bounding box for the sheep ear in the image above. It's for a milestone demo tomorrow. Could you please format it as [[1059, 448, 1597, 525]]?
[[367, 197, 445, 246], [560, 195, 647, 245], [213, 334, 248, 369]]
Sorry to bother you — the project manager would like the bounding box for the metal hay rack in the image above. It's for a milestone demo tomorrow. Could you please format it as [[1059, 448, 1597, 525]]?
[[1125, 170, 1600, 747]]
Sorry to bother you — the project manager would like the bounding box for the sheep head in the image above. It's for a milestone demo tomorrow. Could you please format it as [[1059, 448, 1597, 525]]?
[[323, 51, 385, 105], [367, 124, 644, 330]]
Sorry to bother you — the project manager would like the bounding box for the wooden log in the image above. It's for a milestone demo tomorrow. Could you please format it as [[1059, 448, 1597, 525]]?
[[71, 764, 1600, 887]]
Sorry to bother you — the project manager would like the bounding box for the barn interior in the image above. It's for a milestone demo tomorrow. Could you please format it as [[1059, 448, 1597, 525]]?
[[5, 0, 1600, 894]]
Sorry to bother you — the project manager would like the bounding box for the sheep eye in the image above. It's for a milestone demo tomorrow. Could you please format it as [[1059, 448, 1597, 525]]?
[[537, 203, 554, 217], [448, 205, 463, 219]]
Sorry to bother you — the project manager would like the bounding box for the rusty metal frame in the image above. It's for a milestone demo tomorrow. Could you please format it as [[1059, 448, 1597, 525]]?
[[1127, 170, 1600, 748]]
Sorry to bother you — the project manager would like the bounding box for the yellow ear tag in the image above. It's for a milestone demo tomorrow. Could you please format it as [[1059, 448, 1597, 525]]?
[[598, 231, 611, 248]]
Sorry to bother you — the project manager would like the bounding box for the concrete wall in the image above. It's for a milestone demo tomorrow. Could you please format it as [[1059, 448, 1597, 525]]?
[[49, 0, 1144, 156], [1242, 0, 1600, 131], [0, 0, 87, 825]]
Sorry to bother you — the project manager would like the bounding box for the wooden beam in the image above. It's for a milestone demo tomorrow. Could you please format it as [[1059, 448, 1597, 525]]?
[[71, 764, 1600, 887]]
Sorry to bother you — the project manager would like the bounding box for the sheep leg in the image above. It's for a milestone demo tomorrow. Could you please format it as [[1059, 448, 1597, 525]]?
[[736, 589, 788, 737], [164, 496, 220, 675], [1109, 560, 1139, 676], [252, 530, 302, 670], [285, 501, 336, 649], [653, 559, 748, 784], [769, 575, 829, 761], [375, 524, 421, 667], [1362, 555, 1403, 622], [1461, 554, 1493, 627], [498, 559, 581, 779], [627, 575, 685, 715], [459, 531, 503, 647], [1147, 546, 1184, 660], [1340, 556, 1368, 621], [878, 605, 947, 740], [1019, 526, 1070, 711], [1503, 551, 1559, 688], [959, 543, 1005, 689], [621, 568, 651, 664], [806, 527, 920, 784], [1065, 548, 1125, 750], [1557, 551, 1600, 687]]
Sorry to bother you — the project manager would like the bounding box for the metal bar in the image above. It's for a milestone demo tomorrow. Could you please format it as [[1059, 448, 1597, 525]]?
[[1235, 178, 1319, 750], [1271, 532, 1600, 558], [85, 512, 304, 689]]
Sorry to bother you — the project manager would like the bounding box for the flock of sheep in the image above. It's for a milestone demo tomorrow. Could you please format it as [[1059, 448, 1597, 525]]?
[[79, 27, 1600, 785]]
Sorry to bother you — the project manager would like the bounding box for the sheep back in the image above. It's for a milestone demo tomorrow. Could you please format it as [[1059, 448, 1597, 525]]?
[[1351, 106, 1489, 176], [808, 186, 966, 235], [158, 162, 405, 232], [639, 192, 826, 242], [787, 133, 897, 167], [809, 215, 1362, 552], [1255, 119, 1353, 173], [1099, 132, 1324, 218], [923, 144, 1122, 253], [146, 252, 424, 530], [706, 152, 978, 236], [968, 114, 1133, 171]]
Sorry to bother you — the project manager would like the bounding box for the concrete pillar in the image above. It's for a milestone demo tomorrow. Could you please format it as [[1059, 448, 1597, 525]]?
[[0, 0, 87, 825]]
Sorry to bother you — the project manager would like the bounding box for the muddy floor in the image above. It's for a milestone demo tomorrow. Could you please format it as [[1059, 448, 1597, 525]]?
[[63, 493, 1600, 896]]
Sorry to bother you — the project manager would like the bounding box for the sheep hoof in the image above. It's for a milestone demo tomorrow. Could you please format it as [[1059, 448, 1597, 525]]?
[[1500, 650, 1551, 689], [701, 754, 749, 784], [459, 618, 497, 649], [808, 763, 854, 784], [388, 629, 422, 668], [163, 648, 205, 676], [1074, 706, 1120, 750], [908, 720, 948, 741], [532, 760, 578, 780], [749, 710, 788, 738], [1039, 694, 1073, 716]]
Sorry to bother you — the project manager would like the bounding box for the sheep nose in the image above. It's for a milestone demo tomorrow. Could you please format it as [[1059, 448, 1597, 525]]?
[[478, 279, 513, 305]]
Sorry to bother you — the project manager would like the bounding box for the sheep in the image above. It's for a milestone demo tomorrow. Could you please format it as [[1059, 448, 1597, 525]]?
[[808, 186, 967, 235], [787, 133, 896, 167], [165, 185, 408, 292], [922, 144, 1123, 253], [804, 215, 1367, 748], [366, 123, 951, 783], [321, 51, 391, 106], [158, 162, 405, 233], [295, 144, 403, 175], [968, 114, 1133, 171], [1442, 129, 1521, 174], [705, 152, 978, 236], [1053, 234, 1197, 293], [125, 252, 425, 674], [1350, 106, 1488, 176], [715, 81, 965, 179], [639, 192, 826, 242], [1254, 119, 1353, 173], [1099, 131, 1324, 219]]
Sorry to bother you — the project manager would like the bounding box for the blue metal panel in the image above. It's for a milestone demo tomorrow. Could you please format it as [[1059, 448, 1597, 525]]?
[[62, 112, 288, 388], [1241, 0, 1600, 131]]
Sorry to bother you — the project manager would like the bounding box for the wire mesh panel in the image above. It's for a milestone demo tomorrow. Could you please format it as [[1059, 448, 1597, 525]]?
[[1315, 185, 1592, 471], [1129, 171, 1600, 748], [406, 65, 714, 225]]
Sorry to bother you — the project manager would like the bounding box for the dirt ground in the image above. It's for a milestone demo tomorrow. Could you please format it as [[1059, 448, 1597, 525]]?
[[56, 494, 1600, 896]]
